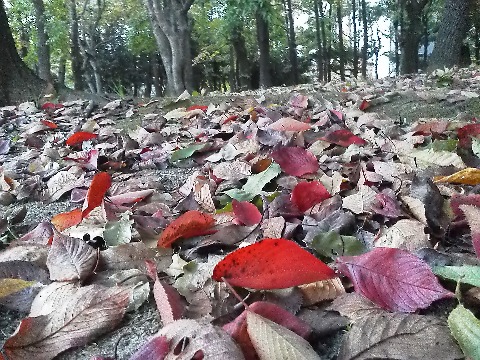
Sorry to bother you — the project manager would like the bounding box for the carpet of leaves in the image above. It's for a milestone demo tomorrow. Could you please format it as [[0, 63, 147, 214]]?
[[1, 68, 480, 359]]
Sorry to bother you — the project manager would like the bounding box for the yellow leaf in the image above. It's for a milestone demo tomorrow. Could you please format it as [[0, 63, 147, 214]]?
[[298, 278, 346, 306], [434, 168, 480, 185], [0, 278, 36, 298]]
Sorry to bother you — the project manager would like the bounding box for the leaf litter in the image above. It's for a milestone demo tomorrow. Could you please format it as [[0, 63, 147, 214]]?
[[2, 68, 480, 358]]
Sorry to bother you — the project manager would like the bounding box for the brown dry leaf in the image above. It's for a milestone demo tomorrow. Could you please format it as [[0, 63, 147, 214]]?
[[434, 168, 480, 185], [212, 160, 251, 181], [342, 185, 377, 214], [375, 219, 431, 251], [156, 319, 244, 359], [328, 293, 382, 321], [194, 181, 216, 213], [46, 169, 85, 201], [400, 195, 428, 225], [246, 312, 321, 360], [46, 232, 97, 281], [298, 277, 346, 306], [3, 283, 131, 360]]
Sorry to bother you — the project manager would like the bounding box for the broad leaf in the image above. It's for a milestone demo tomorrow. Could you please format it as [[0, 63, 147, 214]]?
[[65, 131, 97, 146], [246, 312, 321, 360], [434, 168, 480, 185], [448, 304, 480, 359], [170, 143, 208, 162], [82, 172, 112, 217], [459, 204, 480, 257], [271, 147, 319, 176], [291, 181, 331, 212], [157, 210, 216, 248], [213, 238, 336, 289], [336, 247, 453, 312], [320, 129, 367, 147], [232, 199, 262, 225], [51, 208, 83, 232], [267, 117, 312, 131], [434, 265, 480, 287], [311, 231, 366, 259]]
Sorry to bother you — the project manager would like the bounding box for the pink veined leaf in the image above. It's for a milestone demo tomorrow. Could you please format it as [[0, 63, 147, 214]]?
[[267, 117, 312, 132], [450, 194, 480, 219], [291, 181, 331, 212], [320, 129, 367, 147], [457, 123, 480, 147], [129, 335, 170, 360], [371, 191, 403, 218], [232, 199, 262, 225], [271, 147, 319, 177], [223, 301, 311, 360], [336, 247, 453, 312], [459, 204, 480, 258]]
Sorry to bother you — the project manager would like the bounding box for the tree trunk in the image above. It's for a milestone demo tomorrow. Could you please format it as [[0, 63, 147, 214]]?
[[476, 24, 480, 64], [313, 0, 324, 82], [0, 0, 44, 106], [152, 54, 163, 96], [231, 23, 251, 90], [352, 0, 358, 78], [361, 0, 368, 78], [327, 4, 333, 81], [337, 1, 345, 81], [69, 0, 84, 90], [428, 0, 470, 71], [400, 0, 430, 74], [285, 0, 299, 84], [256, 8, 272, 88], [31, 0, 52, 82], [144, 0, 194, 96], [58, 55, 67, 86]]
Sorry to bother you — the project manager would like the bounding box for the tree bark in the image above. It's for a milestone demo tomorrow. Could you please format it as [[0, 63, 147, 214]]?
[[231, 23, 251, 90], [361, 0, 368, 78], [69, 0, 84, 90], [400, 0, 430, 74], [337, 0, 345, 81], [144, 0, 194, 96], [313, 0, 324, 82], [285, 0, 299, 84], [256, 7, 272, 88], [352, 0, 358, 78], [428, 0, 470, 71], [0, 0, 44, 106], [31, 0, 52, 82]]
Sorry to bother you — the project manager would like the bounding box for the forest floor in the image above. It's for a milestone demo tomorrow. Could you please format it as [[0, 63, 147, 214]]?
[[1, 66, 480, 360]]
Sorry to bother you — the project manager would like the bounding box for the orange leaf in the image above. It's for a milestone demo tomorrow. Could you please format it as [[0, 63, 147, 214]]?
[[213, 238, 336, 289], [65, 131, 97, 146], [51, 208, 83, 231], [82, 172, 111, 217], [157, 210, 216, 248], [433, 168, 480, 186], [40, 120, 58, 129]]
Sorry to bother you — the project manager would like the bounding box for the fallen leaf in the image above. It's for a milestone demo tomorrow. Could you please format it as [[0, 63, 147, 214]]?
[[291, 181, 331, 212], [129, 335, 170, 360], [51, 208, 83, 232], [232, 199, 262, 226], [65, 131, 97, 146], [336, 247, 453, 312], [320, 129, 367, 147], [82, 172, 112, 217], [157, 210, 216, 248], [298, 278, 345, 305], [433, 265, 480, 287], [213, 238, 336, 289], [271, 147, 319, 177], [459, 204, 480, 257], [267, 117, 312, 131], [434, 168, 480, 185], [448, 304, 480, 359]]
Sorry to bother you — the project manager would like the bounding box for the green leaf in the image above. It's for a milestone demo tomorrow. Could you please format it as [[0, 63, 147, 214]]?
[[448, 304, 480, 359], [224, 162, 281, 201], [433, 265, 480, 287], [311, 231, 366, 259], [170, 143, 208, 162], [103, 212, 133, 246], [430, 139, 458, 152]]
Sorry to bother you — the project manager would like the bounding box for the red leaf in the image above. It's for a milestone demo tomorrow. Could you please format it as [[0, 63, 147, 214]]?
[[82, 172, 111, 217], [232, 200, 262, 225], [458, 204, 480, 257], [41, 102, 63, 110], [336, 247, 453, 312], [130, 335, 170, 360], [157, 210, 216, 248], [65, 131, 97, 146], [222, 114, 238, 124], [223, 301, 311, 360], [267, 117, 312, 131], [51, 208, 83, 232], [271, 147, 319, 177], [457, 123, 480, 147], [451, 194, 480, 219], [40, 120, 58, 129], [291, 181, 331, 212], [320, 129, 367, 147], [187, 105, 208, 112], [212, 238, 336, 289], [359, 99, 370, 111]]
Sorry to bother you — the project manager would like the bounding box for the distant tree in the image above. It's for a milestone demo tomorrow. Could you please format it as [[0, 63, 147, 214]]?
[[428, 0, 471, 71], [336, 0, 345, 80], [32, 0, 52, 82], [283, 0, 299, 84]]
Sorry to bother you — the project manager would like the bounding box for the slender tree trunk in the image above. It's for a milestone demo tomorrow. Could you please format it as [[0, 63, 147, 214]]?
[[476, 25, 480, 64], [256, 8, 272, 88], [57, 55, 66, 86], [327, 3, 333, 81], [313, 0, 324, 82], [151, 54, 163, 96], [337, 0, 345, 81], [69, 0, 84, 90], [361, 0, 368, 78], [145, 56, 152, 98], [231, 23, 251, 90], [32, 0, 52, 82], [285, 0, 299, 84], [0, 0, 44, 106], [428, 0, 470, 71], [352, 0, 358, 78]]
